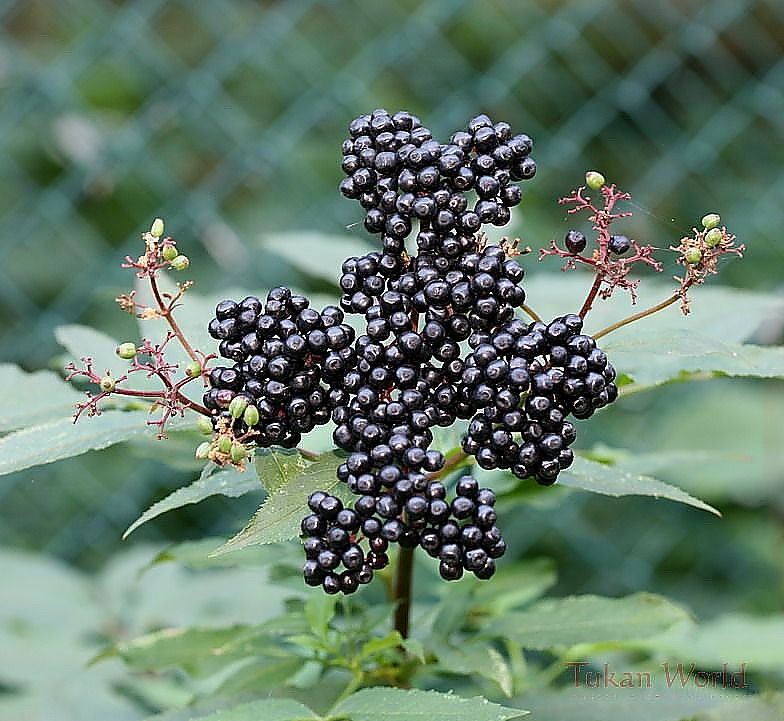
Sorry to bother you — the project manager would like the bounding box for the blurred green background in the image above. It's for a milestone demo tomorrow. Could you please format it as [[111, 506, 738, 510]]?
[[1, 0, 783, 648]]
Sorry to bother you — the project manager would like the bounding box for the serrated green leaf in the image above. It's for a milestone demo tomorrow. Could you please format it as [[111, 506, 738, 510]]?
[[431, 640, 514, 696], [210, 656, 308, 701], [524, 275, 781, 344], [98, 624, 283, 678], [143, 538, 279, 572], [179, 698, 319, 721], [603, 330, 784, 392], [0, 410, 184, 477], [0, 363, 82, 431], [122, 465, 260, 539], [559, 456, 720, 516], [482, 593, 690, 650], [651, 613, 784, 672], [211, 451, 348, 554], [359, 631, 404, 660], [520, 684, 734, 721], [256, 448, 308, 493], [333, 687, 527, 721], [472, 558, 557, 615], [264, 232, 372, 285]]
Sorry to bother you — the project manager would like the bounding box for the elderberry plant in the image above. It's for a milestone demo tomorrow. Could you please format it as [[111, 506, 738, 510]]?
[[7, 109, 782, 721], [65, 110, 745, 609]]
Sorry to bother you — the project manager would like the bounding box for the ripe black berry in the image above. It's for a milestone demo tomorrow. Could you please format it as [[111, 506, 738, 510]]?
[[609, 234, 631, 255]]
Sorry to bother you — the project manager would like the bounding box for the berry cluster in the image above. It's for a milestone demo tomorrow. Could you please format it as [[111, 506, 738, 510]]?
[[461, 313, 617, 484], [205, 287, 356, 447], [201, 110, 621, 595], [340, 109, 535, 240]]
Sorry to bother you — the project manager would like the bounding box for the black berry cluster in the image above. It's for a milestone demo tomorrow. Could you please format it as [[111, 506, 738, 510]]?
[[339, 109, 534, 241], [204, 287, 356, 447], [460, 313, 617, 484], [202, 109, 620, 595]]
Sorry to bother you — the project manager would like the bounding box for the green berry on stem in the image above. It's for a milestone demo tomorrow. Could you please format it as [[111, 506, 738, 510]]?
[[585, 170, 605, 190], [99, 375, 116, 392], [229, 396, 248, 419], [701, 213, 721, 230], [197, 416, 213, 435], [162, 245, 178, 261], [150, 218, 165, 238], [170, 255, 190, 271], [218, 436, 233, 455], [116, 342, 137, 360], [195, 442, 211, 460], [705, 228, 723, 248], [230, 443, 247, 462], [684, 247, 703, 265], [243, 405, 260, 427], [185, 360, 202, 378]]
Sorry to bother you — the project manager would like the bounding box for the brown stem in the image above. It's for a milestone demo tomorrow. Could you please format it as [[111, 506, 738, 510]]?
[[593, 292, 680, 340], [298, 448, 320, 461], [149, 274, 200, 364], [521, 303, 543, 323], [579, 273, 604, 319], [393, 546, 415, 639]]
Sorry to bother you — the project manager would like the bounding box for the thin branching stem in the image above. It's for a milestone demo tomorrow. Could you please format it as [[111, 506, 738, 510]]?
[[149, 274, 200, 364], [593, 292, 680, 340]]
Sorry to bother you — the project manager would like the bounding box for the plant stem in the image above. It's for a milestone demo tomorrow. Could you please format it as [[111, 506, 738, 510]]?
[[521, 303, 543, 323], [578, 273, 604, 318], [593, 292, 679, 340], [149, 274, 200, 364], [393, 546, 415, 639]]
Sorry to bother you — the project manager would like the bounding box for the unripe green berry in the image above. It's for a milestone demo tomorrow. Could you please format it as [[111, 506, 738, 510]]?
[[195, 442, 211, 460], [701, 213, 721, 230], [230, 443, 247, 462], [684, 247, 702, 265], [243, 405, 260, 427], [705, 228, 723, 248], [218, 436, 233, 455], [197, 416, 213, 435], [150, 218, 165, 238], [170, 255, 190, 271], [185, 360, 202, 378], [229, 396, 248, 419], [116, 342, 137, 360], [162, 245, 178, 261], [99, 375, 115, 392], [585, 170, 605, 190]]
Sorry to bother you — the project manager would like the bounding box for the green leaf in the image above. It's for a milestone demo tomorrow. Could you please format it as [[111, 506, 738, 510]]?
[[0, 363, 81, 431], [0, 410, 181, 477], [431, 640, 514, 696], [181, 698, 319, 721], [332, 687, 527, 721], [603, 330, 784, 392], [210, 656, 308, 700], [693, 693, 784, 721], [359, 631, 404, 660], [143, 538, 279, 572], [56, 323, 159, 391], [651, 613, 784, 672], [524, 275, 782, 344], [211, 451, 348, 555], [472, 558, 557, 615], [256, 447, 308, 493], [558, 455, 720, 516], [97, 624, 279, 678], [264, 232, 371, 285], [520, 684, 735, 721], [122, 465, 260, 538], [482, 593, 690, 650]]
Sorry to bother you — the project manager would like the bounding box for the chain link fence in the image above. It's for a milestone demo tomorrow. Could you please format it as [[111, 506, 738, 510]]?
[[0, 0, 782, 612]]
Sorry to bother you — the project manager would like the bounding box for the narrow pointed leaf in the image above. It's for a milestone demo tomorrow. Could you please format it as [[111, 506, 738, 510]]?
[[123, 466, 260, 539]]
